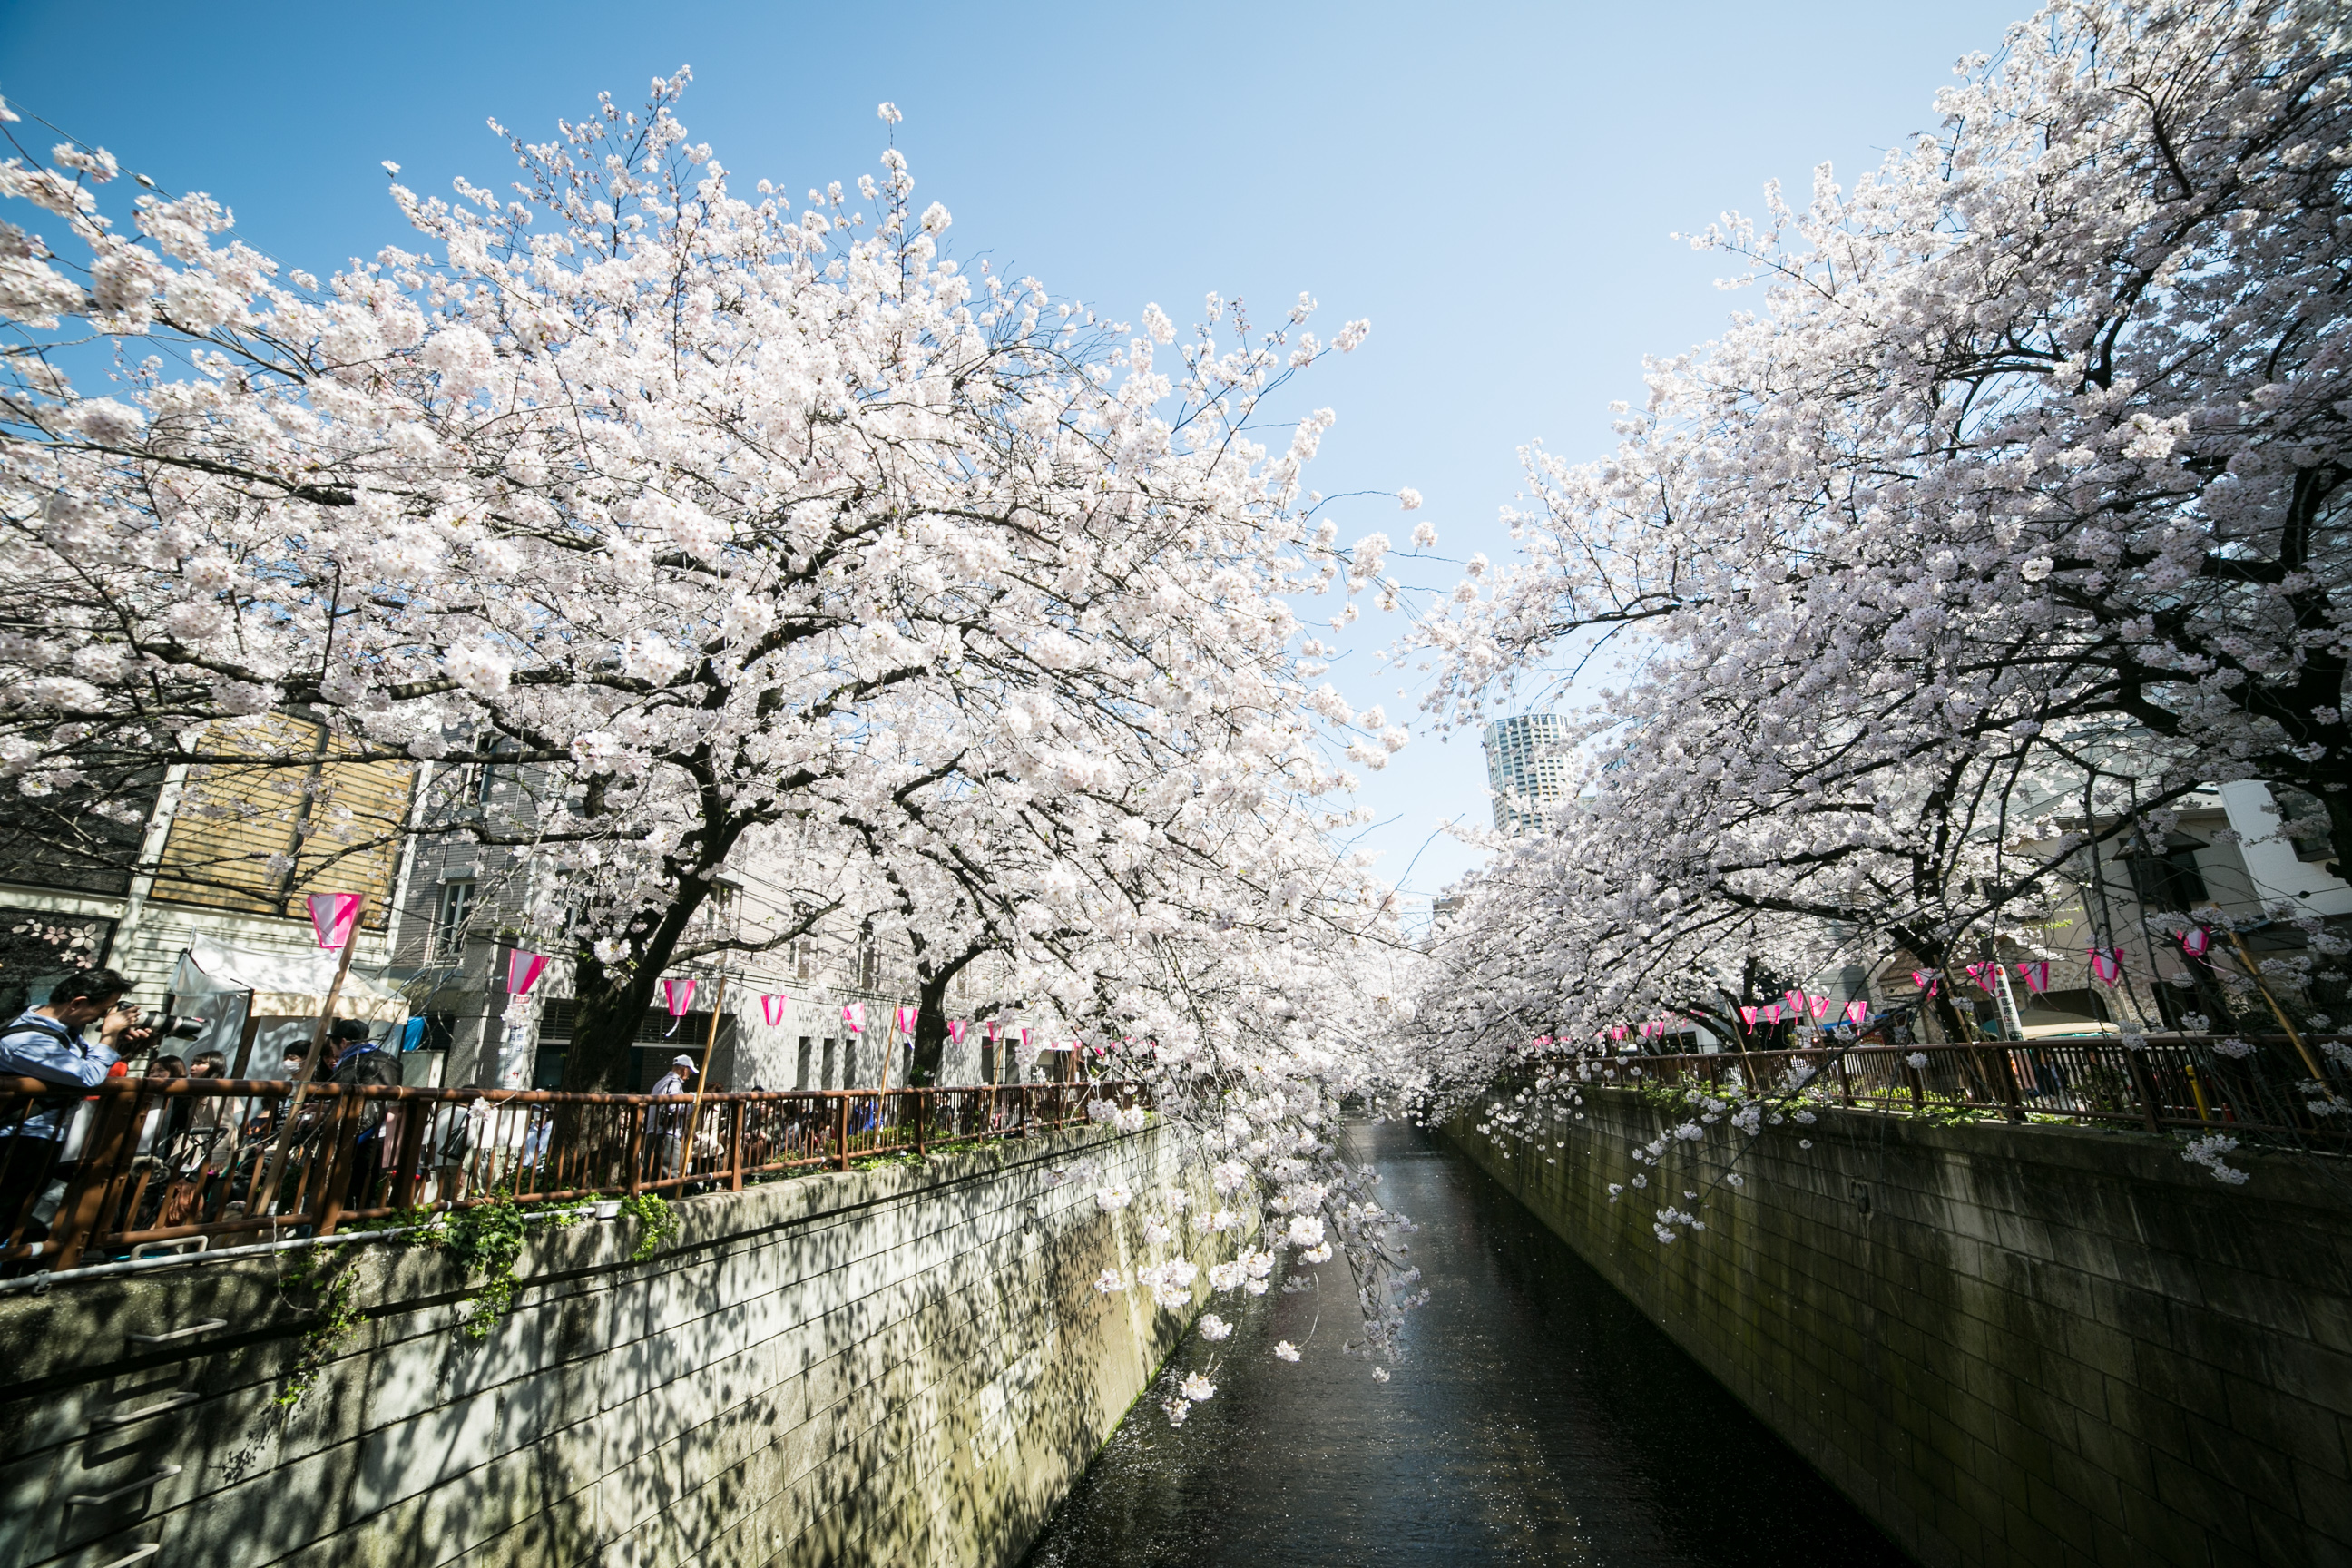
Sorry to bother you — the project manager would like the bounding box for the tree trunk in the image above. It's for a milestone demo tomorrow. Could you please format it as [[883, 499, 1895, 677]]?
[[907, 971, 954, 1087], [564, 877, 719, 1091]]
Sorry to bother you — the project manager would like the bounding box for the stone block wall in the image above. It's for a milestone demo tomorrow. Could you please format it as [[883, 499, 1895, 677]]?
[[0, 1121, 1204, 1568], [1447, 1090, 2352, 1568]]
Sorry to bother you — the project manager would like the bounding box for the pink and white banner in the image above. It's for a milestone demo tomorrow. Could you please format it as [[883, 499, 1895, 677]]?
[[1760, 1004, 1782, 1024], [984, 1019, 1002, 1042], [1783, 989, 1805, 1014], [1911, 970, 1940, 995], [1965, 962, 2002, 994], [1739, 1005, 1759, 1025], [2015, 961, 2051, 994], [842, 1000, 865, 1033], [948, 1019, 968, 1044], [760, 994, 790, 1027], [662, 977, 696, 1016], [894, 1004, 917, 1035], [307, 892, 364, 950], [2180, 926, 2214, 958], [1809, 994, 1833, 1020], [1845, 1000, 1868, 1025], [506, 949, 548, 997], [2089, 947, 2124, 987]]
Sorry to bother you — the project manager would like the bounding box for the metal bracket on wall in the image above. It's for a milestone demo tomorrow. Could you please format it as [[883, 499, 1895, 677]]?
[[91, 1392, 198, 1429], [64, 1465, 181, 1507], [126, 1318, 225, 1346]]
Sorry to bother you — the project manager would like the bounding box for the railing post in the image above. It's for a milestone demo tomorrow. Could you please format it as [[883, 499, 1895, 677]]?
[[1908, 1055, 1926, 1110], [388, 1092, 429, 1213], [914, 1089, 926, 1159], [626, 1101, 646, 1196], [49, 1084, 144, 1271], [315, 1090, 367, 1237], [1836, 1052, 1854, 1108], [1992, 1044, 2024, 1123], [730, 1100, 747, 1191], [834, 1093, 850, 1172], [2123, 1049, 2165, 1135]]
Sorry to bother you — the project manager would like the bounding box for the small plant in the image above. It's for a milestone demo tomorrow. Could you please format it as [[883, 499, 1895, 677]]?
[[410, 1190, 591, 1341], [616, 1191, 679, 1263], [276, 1250, 364, 1411]]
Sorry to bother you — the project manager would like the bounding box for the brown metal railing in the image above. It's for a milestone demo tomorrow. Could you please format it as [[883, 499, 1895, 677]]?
[[0, 1078, 1143, 1273], [1551, 1034, 2349, 1142]]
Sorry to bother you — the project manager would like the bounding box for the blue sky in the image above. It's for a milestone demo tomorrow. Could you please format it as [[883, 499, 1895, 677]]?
[[4, 0, 2024, 915]]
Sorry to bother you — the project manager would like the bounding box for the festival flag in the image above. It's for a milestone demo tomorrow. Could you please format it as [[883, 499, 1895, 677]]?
[[307, 892, 364, 950], [506, 948, 548, 997], [1911, 970, 1940, 995], [2015, 961, 2052, 994], [841, 1000, 866, 1033], [2089, 946, 2124, 987], [948, 1019, 968, 1044], [760, 994, 790, 1027], [2180, 926, 2214, 958], [1845, 1000, 1869, 1025]]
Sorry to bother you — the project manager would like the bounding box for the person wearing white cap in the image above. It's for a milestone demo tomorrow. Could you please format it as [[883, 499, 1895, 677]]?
[[647, 1054, 697, 1183]]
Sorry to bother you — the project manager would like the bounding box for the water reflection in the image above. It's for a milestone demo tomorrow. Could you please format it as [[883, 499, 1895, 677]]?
[[1023, 1120, 1911, 1567]]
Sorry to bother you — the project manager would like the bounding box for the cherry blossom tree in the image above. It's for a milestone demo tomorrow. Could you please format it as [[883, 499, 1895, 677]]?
[[2, 79, 1425, 1378], [1407, 0, 2348, 1068]]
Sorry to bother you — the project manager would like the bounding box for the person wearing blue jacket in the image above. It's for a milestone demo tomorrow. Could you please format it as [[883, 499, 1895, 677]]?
[[0, 968, 153, 1268]]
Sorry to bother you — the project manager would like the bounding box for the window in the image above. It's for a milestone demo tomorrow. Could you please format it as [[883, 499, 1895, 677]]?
[[2275, 789, 2339, 865], [794, 936, 815, 981], [466, 761, 495, 810], [432, 880, 475, 959]]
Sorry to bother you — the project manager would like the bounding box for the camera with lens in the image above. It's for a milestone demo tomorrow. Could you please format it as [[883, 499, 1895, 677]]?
[[149, 1012, 208, 1041]]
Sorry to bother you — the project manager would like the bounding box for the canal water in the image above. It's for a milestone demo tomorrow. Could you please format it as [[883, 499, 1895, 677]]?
[[1022, 1120, 1910, 1567]]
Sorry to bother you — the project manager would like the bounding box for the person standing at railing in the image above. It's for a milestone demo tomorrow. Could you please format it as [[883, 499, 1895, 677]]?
[[0, 968, 154, 1272], [648, 1054, 696, 1182]]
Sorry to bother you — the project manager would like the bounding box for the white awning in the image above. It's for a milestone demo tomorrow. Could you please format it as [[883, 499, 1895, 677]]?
[[169, 935, 408, 1023]]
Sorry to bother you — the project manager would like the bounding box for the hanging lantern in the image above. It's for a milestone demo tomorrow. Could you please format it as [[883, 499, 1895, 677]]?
[[1844, 1000, 1868, 1025], [1739, 1005, 1759, 1025], [2015, 961, 2052, 994], [894, 1004, 917, 1035], [948, 1019, 969, 1044], [760, 994, 791, 1027], [2089, 947, 2124, 987], [2180, 927, 2214, 958], [307, 892, 364, 950], [841, 1000, 866, 1034], [661, 977, 696, 1037], [506, 949, 548, 996], [1910, 970, 1940, 995]]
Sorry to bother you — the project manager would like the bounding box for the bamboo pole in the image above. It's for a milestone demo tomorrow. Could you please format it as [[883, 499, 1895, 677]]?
[[253, 898, 365, 1222], [679, 974, 728, 1184], [2224, 929, 2328, 1082]]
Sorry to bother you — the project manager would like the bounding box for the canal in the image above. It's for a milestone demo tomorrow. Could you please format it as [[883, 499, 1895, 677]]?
[[1022, 1120, 1911, 1567]]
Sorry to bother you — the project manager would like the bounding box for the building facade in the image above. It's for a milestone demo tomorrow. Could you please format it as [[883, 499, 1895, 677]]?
[[1481, 713, 1573, 836]]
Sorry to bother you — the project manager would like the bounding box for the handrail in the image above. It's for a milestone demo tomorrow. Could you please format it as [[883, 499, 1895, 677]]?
[[1519, 1034, 2349, 1145], [1, 1077, 1143, 1274]]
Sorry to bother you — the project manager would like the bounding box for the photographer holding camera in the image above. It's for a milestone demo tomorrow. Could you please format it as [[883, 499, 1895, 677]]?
[[0, 968, 157, 1269]]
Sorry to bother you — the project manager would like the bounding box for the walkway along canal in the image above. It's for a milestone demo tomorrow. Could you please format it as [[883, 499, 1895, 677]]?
[[1022, 1119, 1909, 1567]]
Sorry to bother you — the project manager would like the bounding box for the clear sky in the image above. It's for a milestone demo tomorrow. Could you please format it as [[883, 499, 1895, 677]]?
[[4, 0, 2024, 916]]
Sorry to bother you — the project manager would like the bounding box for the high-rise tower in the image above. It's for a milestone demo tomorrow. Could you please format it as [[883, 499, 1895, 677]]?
[[1482, 713, 1572, 835]]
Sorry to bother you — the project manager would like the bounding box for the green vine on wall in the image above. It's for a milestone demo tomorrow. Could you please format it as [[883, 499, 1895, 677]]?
[[408, 1191, 593, 1340], [616, 1191, 679, 1262], [276, 1250, 365, 1411]]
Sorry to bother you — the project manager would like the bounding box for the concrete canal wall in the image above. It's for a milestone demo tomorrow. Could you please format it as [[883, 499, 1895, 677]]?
[[0, 1122, 1205, 1568], [1447, 1089, 2352, 1568]]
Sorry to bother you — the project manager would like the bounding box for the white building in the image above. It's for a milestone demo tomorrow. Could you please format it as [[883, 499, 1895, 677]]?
[[1482, 714, 1573, 836]]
